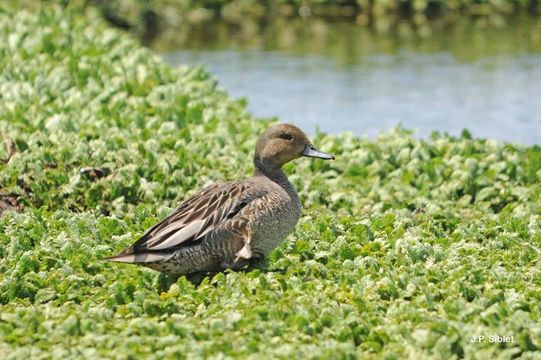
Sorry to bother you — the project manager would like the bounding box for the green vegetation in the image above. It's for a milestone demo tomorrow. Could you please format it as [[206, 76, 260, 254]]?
[[1, 6, 541, 359], [85, 0, 541, 40], [84, 0, 539, 27], [8, 0, 541, 40]]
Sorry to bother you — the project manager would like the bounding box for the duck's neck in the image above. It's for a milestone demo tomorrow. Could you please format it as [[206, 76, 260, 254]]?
[[253, 157, 298, 199]]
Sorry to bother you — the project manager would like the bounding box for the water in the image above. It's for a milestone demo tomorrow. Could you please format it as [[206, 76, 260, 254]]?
[[159, 18, 541, 144]]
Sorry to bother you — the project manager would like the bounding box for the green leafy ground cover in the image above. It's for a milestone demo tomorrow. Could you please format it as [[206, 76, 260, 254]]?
[[1, 6, 541, 359]]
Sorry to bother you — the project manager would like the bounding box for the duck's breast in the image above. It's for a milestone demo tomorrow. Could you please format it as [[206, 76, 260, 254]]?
[[248, 181, 301, 256]]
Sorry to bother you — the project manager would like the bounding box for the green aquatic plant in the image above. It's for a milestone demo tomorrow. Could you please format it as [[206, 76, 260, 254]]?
[[1, 5, 540, 359]]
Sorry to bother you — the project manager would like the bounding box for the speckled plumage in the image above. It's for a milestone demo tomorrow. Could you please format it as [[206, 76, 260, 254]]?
[[105, 123, 334, 276]]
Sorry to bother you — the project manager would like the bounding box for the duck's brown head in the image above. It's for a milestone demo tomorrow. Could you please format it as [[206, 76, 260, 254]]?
[[254, 123, 334, 172]]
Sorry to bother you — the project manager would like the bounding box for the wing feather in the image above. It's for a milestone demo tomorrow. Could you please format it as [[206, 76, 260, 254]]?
[[149, 220, 206, 250], [116, 181, 250, 256]]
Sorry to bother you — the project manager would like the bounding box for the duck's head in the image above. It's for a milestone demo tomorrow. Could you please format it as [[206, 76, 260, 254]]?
[[254, 123, 334, 172]]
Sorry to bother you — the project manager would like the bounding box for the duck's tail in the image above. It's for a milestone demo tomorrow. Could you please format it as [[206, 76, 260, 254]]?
[[102, 251, 172, 264]]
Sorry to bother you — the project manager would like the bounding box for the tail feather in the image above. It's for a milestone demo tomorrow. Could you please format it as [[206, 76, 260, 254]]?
[[102, 252, 173, 264]]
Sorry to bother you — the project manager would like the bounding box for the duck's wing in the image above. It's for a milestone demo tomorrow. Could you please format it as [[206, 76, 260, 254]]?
[[105, 181, 254, 263], [217, 196, 268, 262]]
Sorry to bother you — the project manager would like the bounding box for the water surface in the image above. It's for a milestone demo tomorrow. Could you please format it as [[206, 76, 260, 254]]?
[[160, 18, 541, 144]]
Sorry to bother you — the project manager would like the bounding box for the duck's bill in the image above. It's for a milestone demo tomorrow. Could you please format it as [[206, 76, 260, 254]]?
[[303, 144, 335, 160]]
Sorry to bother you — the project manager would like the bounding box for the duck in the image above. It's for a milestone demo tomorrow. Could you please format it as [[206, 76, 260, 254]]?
[[104, 123, 334, 276]]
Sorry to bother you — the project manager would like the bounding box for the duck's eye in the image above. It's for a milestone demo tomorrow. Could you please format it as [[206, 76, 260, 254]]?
[[279, 133, 294, 141]]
